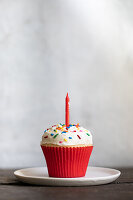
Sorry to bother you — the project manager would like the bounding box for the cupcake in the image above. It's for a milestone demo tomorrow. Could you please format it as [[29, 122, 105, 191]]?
[[41, 123, 93, 178], [40, 93, 93, 178]]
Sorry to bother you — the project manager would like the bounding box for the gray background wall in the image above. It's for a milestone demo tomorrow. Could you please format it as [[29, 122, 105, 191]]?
[[0, 0, 133, 168]]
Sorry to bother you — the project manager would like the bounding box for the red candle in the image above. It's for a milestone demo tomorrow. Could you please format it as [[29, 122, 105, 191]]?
[[65, 93, 69, 128]]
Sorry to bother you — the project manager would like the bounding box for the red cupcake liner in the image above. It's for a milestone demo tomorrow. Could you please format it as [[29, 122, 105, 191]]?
[[41, 145, 93, 178]]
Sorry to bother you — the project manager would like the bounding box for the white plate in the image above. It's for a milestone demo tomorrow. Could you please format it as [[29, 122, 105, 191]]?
[[14, 167, 121, 186]]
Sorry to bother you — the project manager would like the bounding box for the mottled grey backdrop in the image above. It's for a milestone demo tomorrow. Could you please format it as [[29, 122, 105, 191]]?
[[0, 0, 133, 168]]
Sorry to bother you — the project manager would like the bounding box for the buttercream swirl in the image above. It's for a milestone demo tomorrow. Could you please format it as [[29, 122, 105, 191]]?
[[41, 123, 93, 146]]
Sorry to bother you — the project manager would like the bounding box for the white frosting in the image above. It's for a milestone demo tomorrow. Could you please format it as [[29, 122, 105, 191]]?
[[40, 123, 93, 146]]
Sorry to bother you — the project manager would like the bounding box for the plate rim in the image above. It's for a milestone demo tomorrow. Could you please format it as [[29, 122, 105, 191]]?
[[14, 166, 121, 181]]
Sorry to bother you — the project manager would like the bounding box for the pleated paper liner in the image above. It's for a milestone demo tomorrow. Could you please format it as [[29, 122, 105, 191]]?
[[41, 145, 93, 178]]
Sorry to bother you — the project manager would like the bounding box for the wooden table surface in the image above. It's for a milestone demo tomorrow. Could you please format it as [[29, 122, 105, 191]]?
[[0, 168, 133, 200]]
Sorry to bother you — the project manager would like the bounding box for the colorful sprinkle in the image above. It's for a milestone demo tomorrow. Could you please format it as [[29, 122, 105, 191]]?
[[86, 133, 90, 136], [62, 131, 66, 134], [54, 129, 57, 132], [76, 123, 79, 128], [44, 136, 48, 138], [68, 125, 73, 127], [73, 130, 76, 132], [59, 141, 63, 143], [51, 133, 54, 136], [44, 130, 47, 133], [80, 130, 83, 132], [64, 138, 67, 142], [69, 137, 72, 139], [77, 135, 81, 139], [53, 134, 59, 139]]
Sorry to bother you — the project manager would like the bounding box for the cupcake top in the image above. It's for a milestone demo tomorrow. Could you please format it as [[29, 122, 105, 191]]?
[[40, 123, 93, 146]]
